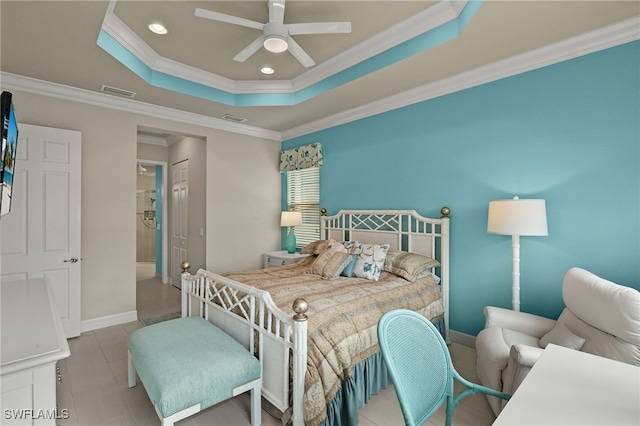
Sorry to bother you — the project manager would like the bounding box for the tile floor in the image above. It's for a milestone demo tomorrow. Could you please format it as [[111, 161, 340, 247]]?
[[55, 262, 496, 426]]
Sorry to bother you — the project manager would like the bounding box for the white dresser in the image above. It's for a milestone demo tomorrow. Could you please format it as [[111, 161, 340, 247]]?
[[1, 278, 71, 425], [264, 250, 310, 268]]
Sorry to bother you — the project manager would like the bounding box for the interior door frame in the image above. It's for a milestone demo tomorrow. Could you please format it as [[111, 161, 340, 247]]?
[[136, 159, 169, 284]]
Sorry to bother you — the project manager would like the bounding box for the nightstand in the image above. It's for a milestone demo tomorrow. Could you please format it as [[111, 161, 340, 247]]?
[[264, 251, 310, 268]]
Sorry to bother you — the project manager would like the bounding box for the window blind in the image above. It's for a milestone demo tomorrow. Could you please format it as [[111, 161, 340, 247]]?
[[286, 167, 320, 247]]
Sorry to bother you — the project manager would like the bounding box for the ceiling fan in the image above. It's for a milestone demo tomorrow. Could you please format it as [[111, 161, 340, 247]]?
[[195, 0, 352, 68]]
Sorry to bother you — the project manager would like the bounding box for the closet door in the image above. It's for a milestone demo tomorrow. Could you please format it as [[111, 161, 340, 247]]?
[[171, 160, 188, 288]]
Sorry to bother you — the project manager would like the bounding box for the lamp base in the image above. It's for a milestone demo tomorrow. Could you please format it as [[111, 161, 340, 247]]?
[[286, 228, 297, 254]]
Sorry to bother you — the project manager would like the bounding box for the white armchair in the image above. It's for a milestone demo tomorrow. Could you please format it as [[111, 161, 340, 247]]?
[[475, 267, 640, 416]]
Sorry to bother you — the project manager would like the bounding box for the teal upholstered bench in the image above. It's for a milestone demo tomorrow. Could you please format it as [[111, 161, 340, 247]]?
[[128, 316, 261, 426]]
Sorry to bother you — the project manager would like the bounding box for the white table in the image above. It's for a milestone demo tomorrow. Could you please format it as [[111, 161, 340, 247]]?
[[493, 344, 640, 426]]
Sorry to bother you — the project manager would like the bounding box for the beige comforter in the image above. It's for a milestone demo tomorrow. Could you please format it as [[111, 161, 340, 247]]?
[[226, 257, 444, 426]]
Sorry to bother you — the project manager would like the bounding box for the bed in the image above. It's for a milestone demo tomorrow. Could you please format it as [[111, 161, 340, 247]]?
[[180, 209, 450, 426]]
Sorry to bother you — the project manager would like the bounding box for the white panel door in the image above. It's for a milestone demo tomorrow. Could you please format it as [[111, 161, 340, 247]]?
[[171, 160, 188, 288], [0, 124, 81, 338]]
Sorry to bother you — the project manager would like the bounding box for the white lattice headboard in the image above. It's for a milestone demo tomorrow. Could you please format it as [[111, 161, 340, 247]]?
[[320, 208, 450, 339]]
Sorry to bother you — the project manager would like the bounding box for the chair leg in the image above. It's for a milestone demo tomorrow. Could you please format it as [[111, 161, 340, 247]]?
[[445, 396, 455, 426]]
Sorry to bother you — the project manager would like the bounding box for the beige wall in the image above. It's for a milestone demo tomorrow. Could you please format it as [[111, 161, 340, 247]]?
[[137, 143, 168, 163], [206, 133, 282, 273], [9, 89, 281, 324]]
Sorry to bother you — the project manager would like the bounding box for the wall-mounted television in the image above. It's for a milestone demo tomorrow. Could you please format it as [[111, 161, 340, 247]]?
[[1, 91, 19, 217]]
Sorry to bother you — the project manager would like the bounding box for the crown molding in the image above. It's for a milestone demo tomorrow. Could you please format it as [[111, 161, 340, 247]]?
[[282, 16, 640, 140], [2, 16, 637, 144], [291, 0, 466, 90], [0, 72, 281, 141], [100, 0, 468, 97], [101, 7, 240, 93]]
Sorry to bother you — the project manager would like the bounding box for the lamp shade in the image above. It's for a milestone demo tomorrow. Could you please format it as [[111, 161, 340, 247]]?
[[487, 198, 548, 236], [281, 211, 302, 227]]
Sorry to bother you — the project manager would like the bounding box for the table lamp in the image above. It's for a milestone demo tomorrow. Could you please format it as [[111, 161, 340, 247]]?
[[281, 211, 303, 254], [487, 196, 548, 311]]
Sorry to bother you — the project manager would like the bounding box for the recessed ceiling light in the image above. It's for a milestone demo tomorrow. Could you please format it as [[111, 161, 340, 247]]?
[[148, 23, 168, 35], [261, 67, 275, 75]]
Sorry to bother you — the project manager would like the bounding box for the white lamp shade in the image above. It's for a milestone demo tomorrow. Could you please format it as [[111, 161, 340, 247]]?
[[487, 198, 548, 236], [281, 211, 302, 227]]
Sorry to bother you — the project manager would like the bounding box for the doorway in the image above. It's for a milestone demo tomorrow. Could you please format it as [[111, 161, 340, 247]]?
[[136, 128, 206, 315], [136, 160, 168, 283]]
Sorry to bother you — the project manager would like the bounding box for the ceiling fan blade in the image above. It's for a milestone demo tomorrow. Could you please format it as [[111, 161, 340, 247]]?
[[287, 22, 352, 35], [268, 0, 286, 24], [195, 8, 264, 31], [287, 37, 316, 68], [233, 35, 265, 62]]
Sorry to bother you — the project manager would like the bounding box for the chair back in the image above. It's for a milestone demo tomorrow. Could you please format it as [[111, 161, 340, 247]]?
[[561, 267, 640, 365], [378, 309, 454, 426]]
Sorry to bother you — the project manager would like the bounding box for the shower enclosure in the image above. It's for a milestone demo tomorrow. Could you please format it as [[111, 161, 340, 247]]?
[[136, 189, 156, 262]]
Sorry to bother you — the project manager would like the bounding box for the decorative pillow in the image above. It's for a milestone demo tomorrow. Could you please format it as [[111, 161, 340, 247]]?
[[383, 250, 440, 282], [352, 243, 390, 281], [340, 254, 358, 277], [539, 323, 586, 350], [308, 250, 352, 280], [300, 240, 330, 255], [326, 239, 349, 253]]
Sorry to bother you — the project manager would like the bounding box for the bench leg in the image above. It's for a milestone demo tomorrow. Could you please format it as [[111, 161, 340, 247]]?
[[127, 350, 136, 388], [233, 378, 262, 426], [250, 382, 261, 426]]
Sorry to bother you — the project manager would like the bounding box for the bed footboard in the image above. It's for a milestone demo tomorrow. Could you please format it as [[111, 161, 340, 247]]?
[[180, 262, 307, 426]]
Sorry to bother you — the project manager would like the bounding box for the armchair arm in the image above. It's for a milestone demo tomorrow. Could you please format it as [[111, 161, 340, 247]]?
[[484, 306, 556, 338], [502, 344, 546, 397], [509, 343, 544, 368]]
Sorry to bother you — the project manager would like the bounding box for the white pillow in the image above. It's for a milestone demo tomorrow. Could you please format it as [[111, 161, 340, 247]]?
[[352, 243, 390, 281], [539, 323, 586, 351]]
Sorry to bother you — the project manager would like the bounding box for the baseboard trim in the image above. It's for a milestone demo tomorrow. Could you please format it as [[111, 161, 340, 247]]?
[[80, 310, 138, 333], [450, 330, 476, 348]]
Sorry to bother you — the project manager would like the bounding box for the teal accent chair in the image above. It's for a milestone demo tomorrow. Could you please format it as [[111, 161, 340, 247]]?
[[377, 309, 510, 426]]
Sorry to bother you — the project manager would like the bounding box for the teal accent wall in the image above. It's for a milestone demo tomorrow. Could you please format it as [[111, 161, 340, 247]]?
[[283, 41, 640, 336], [155, 165, 163, 277]]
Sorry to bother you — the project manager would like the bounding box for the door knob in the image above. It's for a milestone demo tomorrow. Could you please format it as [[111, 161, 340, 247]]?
[[64, 257, 79, 263]]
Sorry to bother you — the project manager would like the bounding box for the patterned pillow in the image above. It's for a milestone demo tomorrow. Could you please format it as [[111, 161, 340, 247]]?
[[308, 250, 352, 280], [327, 239, 349, 253], [300, 240, 330, 255], [352, 243, 390, 281], [383, 250, 440, 282]]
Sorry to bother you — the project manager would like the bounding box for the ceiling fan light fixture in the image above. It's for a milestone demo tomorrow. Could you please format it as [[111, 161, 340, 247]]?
[[264, 35, 288, 53]]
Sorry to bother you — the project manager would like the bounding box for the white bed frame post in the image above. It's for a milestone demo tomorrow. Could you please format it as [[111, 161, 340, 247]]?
[[439, 207, 450, 343], [180, 261, 191, 317], [291, 298, 308, 426]]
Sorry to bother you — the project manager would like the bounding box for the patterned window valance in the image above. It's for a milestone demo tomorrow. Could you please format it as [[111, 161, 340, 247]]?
[[280, 142, 323, 172]]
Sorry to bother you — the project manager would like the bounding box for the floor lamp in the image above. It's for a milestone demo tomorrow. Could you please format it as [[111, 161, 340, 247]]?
[[281, 211, 303, 254], [487, 197, 548, 311]]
